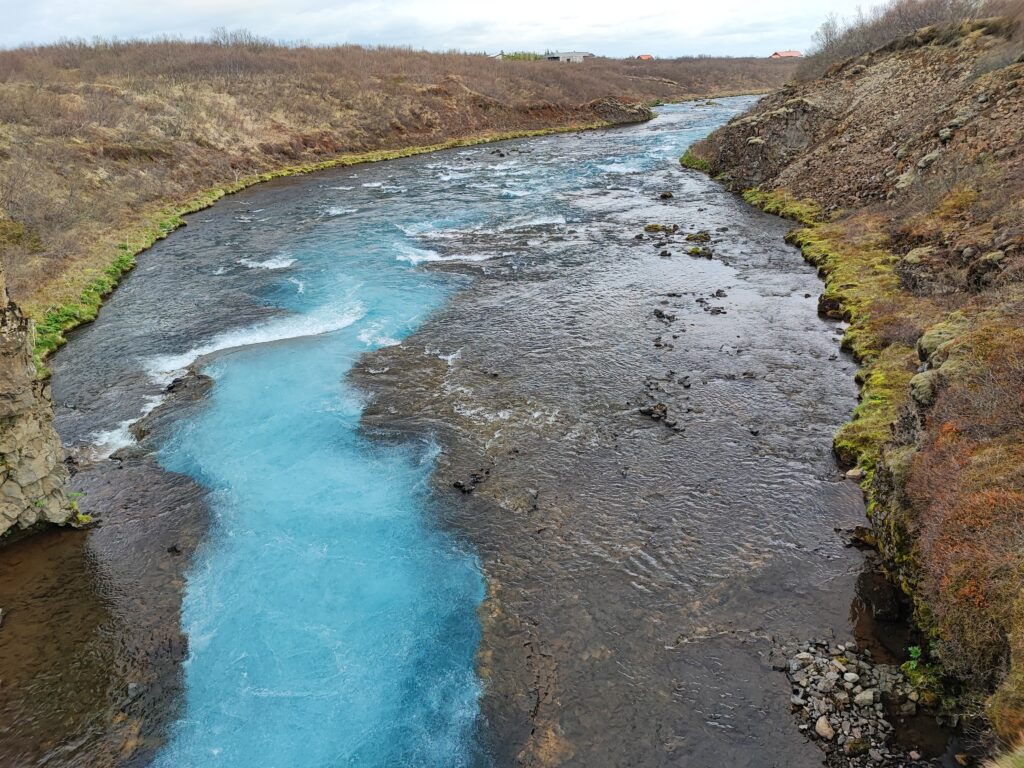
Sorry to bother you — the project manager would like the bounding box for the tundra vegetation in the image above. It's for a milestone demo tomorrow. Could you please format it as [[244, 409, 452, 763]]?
[[687, 0, 1024, 750], [0, 34, 795, 367]]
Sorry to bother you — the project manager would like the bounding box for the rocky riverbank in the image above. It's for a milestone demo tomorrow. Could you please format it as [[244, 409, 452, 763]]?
[[685, 15, 1024, 745]]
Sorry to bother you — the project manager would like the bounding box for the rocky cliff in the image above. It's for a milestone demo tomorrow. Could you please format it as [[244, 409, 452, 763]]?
[[0, 268, 70, 536], [686, 18, 1024, 740]]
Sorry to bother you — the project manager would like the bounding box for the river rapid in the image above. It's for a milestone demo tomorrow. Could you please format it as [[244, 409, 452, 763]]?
[[0, 98, 883, 767]]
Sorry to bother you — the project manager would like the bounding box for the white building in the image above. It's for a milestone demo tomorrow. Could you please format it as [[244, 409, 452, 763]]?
[[545, 51, 595, 63]]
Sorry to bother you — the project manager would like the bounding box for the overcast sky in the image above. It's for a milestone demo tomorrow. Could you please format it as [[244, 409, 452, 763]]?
[[2, 0, 874, 57]]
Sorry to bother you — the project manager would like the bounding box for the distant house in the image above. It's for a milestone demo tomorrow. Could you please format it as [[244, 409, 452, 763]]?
[[546, 51, 595, 63], [770, 50, 803, 58], [636, 54, 654, 61]]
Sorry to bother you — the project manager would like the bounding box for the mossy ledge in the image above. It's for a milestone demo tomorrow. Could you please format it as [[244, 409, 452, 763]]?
[[29, 122, 612, 376], [679, 149, 710, 172]]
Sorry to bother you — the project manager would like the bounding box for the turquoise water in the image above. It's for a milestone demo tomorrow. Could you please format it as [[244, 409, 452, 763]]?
[[151, 240, 486, 766], [121, 99, 762, 767]]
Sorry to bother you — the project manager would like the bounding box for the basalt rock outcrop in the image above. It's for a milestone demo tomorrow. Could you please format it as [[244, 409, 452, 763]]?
[[0, 269, 70, 536], [587, 97, 656, 125]]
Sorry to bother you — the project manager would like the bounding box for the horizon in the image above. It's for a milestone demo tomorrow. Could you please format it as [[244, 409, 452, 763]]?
[[2, 0, 878, 57]]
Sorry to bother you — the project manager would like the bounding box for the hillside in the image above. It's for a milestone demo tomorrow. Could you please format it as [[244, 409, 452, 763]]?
[[686, 16, 1024, 742], [0, 40, 795, 366]]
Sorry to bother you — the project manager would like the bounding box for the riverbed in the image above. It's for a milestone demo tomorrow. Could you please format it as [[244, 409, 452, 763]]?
[[0, 98, 879, 767]]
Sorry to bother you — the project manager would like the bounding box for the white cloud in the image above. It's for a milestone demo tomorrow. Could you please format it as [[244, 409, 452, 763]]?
[[1, 0, 877, 56]]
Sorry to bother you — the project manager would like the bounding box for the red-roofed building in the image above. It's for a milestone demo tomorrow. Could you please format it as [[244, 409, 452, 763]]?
[[636, 54, 654, 61], [770, 50, 803, 58]]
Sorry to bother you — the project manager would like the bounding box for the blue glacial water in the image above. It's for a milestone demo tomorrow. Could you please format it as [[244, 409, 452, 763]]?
[[46, 98, 760, 767], [150, 272, 484, 765]]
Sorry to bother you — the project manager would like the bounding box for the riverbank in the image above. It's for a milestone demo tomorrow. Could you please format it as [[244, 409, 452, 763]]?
[[684, 16, 1024, 747]]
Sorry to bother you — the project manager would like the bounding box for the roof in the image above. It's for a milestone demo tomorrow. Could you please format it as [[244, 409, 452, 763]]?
[[770, 50, 803, 58], [636, 54, 654, 60], [547, 51, 595, 57]]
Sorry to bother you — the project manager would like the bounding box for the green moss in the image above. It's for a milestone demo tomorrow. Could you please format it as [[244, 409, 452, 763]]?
[[834, 345, 916, 469], [743, 187, 822, 224], [30, 123, 611, 374], [679, 148, 710, 172]]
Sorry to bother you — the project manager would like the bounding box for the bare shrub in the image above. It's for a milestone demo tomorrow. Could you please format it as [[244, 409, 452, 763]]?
[[796, 0, 1023, 80]]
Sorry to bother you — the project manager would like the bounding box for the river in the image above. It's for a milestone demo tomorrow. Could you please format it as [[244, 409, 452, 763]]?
[[0, 98, 880, 767]]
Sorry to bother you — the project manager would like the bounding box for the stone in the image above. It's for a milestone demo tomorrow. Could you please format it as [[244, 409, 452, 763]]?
[[815, 715, 835, 740], [917, 150, 941, 169], [894, 168, 916, 190], [844, 737, 870, 757], [854, 689, 875, 706], [0, 279, 70, 537], [843, 672, 860, 684], [903, 246, 934, 265], [845, 468, 865, 480]]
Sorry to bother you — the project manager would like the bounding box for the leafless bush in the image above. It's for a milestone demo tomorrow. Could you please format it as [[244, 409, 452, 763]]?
[[795, 0, 1022, 80]]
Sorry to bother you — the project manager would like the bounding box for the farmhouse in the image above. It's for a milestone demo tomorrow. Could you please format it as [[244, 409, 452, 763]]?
[[769, 50, 802, 58], [636, 54, 654, 60], [546, 51, 595, 63]]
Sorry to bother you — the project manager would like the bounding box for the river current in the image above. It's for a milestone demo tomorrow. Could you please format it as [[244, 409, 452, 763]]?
[[0, 98, 879, 767]]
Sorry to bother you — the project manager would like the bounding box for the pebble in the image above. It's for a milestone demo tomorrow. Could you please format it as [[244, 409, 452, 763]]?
[[816, 715, 836, 740], [854, 689, 875, 706]]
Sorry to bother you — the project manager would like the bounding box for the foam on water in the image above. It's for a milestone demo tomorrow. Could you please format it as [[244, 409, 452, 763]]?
[[144, 303, 366, 385], [86, 394, 164, 458], [238, 256, 296, 270]]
